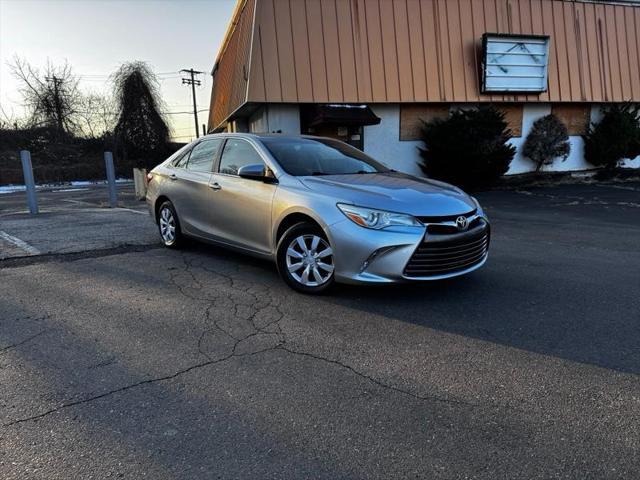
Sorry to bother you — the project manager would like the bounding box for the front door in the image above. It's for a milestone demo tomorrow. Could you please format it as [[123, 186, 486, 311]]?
[[208, 138, 277, 254]]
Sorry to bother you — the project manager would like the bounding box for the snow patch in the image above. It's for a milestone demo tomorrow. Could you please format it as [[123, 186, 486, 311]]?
[[0, 179, 133, 194]]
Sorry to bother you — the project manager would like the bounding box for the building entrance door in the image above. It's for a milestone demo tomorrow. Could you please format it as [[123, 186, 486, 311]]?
[[300, 104, 380, 151], [304, 124, 364, 150]]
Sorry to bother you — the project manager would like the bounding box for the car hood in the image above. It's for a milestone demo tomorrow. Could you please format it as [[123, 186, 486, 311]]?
[[299, 172, 476, 217]]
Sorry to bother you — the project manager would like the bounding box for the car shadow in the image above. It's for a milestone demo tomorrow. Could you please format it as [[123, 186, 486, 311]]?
[[180, 236, 640, 377], [323, 267, 640, 376]]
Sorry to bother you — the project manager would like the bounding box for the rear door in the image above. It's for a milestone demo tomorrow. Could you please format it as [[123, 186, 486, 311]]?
[[169, 138, 223, 239], [208, 138, 277, 253]]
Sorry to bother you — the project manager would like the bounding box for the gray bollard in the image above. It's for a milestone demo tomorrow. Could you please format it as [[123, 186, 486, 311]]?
[[20, 150, 38, 214], [104, 151, 118, 208]]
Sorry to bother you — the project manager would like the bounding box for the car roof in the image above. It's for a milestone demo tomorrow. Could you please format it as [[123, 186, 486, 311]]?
[[201, 133, 333, 142]]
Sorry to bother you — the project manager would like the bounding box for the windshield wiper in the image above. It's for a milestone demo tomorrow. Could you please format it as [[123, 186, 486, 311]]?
[[339, 170, 379, 175]]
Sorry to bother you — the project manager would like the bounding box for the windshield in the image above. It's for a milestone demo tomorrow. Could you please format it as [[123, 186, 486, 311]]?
[[260, 137, 390, 176]]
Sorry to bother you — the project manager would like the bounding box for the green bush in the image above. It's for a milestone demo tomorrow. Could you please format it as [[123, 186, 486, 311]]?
[[522, 114, 570, 171], [583, 103, 640, 170], [418, 105, 515, 190]]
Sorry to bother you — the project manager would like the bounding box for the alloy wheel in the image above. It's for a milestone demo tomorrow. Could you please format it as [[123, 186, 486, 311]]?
[[159, 207, 176, 244], [285, 234, 334, 287]]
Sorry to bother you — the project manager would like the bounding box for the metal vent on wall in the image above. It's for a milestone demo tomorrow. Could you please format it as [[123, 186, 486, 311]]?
[[481, 33, 550, 93]]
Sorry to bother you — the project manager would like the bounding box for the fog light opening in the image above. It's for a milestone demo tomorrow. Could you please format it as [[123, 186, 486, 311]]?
[[359, 246, 398, 273]]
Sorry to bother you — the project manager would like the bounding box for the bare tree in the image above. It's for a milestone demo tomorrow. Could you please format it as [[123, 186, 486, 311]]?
[[113, 61, 171, 168], [76, 92, 116, 139], [0, 104, 25, 130], [9, 56, 81, 136]]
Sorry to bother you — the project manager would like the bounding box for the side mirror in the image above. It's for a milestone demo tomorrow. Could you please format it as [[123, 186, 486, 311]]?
[[238, 163, 277, 183]]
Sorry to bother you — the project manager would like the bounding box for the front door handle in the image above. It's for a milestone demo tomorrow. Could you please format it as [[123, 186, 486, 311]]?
[[209, 182, 222, 191], [169, 174, 177, 181]]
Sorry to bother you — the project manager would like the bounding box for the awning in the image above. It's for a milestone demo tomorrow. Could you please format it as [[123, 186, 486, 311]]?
[[304, 104, 381, 127]]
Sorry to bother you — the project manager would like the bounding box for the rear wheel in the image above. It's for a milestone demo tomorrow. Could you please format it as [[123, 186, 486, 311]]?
[[157, 201, 183, 248], [276, 222, 335, 294]]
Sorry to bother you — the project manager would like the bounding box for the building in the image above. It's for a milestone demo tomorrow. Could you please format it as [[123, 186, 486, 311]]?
[[207, 0, 640, 175]]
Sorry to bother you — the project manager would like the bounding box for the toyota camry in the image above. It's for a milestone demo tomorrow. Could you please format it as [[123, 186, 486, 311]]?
[[146, 134, 490, 293]]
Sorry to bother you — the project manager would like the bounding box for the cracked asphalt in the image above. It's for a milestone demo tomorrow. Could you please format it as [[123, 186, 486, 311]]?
[[1, 182, 639, 479]]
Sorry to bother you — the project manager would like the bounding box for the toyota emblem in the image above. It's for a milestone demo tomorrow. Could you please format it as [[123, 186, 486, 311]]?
[[455, 216, 468, 231]]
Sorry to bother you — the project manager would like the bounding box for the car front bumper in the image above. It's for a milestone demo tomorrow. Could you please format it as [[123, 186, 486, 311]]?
[[328, 216, 490, 285]]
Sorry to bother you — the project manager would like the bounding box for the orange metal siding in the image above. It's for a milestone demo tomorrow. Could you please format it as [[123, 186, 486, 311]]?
[[209, 0, 640, 130], [208, 0, 256, 130]]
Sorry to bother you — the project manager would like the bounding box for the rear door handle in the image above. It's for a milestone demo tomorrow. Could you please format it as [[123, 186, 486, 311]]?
[[169, 174, 177, 181], [209, 182, 222, 191]]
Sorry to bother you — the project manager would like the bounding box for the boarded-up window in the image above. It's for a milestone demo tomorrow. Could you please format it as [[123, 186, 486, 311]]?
[[551, 104, 591, 135], [496, 104, 524, 137], [400, 104, 449, 141]]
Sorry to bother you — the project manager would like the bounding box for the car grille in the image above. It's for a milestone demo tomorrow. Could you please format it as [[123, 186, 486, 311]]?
[[416, 209, 476, 224], [404, 219, 490, 278]]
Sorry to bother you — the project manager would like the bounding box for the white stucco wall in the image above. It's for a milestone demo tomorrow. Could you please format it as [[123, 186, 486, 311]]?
[[363, 105, 423, 176], [509, 103, 640, 173], [248, 104, 300, 135], [364, 103, 640, 176]]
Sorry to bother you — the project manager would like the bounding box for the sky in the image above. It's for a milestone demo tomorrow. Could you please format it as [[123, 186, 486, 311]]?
[[0, 0, 236, 141]]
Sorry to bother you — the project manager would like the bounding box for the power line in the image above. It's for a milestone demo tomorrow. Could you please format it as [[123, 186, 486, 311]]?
[[164, 109, 209, 115], [78, 76, 183, 82], [78, 71, 181, 79], [69, 109, 209, 115]]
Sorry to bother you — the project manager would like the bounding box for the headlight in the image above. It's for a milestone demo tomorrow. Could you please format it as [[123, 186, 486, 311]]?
[[337, 204, 422, 229]]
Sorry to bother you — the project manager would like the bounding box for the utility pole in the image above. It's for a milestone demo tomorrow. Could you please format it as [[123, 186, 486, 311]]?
[[45, 75, 63, 133], [180, 68, 204, 138]]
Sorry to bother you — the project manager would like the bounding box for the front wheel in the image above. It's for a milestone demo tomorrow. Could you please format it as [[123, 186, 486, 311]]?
[[276, 222, 335, 294]]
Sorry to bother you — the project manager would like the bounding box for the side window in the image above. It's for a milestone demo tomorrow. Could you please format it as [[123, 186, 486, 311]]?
[[219, 139, 264, 176], [186, 139, 222, 173], [172, 149, 191, 168]]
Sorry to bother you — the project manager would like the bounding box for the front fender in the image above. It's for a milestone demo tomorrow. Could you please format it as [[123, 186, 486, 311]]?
[[271, 186, 345, 252]]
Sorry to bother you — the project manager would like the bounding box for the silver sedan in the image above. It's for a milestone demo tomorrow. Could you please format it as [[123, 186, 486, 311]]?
[[146, 134, 490, 293]]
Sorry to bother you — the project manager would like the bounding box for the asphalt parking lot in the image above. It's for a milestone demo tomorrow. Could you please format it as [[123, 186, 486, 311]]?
[[0, 183, 156, 259], [1, 181, 639, 479]]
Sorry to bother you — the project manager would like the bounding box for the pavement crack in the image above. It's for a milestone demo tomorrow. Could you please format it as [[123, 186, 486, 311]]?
[[0, 330, 47, 356], [4, 253, 288, 427], [277, 345, 497, 411], [87, 356, 116, 370], [170, 252, 287, 360], [6, 249, 498, 426], [2, 354, 235, 427], [166, 252, 481, 411], [3, 343, 285, 428]]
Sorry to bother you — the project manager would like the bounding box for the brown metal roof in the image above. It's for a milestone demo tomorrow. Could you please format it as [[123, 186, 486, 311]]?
[[209, 0, 640, 130]]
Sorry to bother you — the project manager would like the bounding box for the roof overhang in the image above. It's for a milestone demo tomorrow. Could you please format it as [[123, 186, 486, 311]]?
[[211, 0, 247, 76], [210, 102, 263, 133]]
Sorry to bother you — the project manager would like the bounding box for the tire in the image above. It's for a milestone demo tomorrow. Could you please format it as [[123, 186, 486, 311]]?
[[276, 222, 335, 294], [157, 201, 183, 248]]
